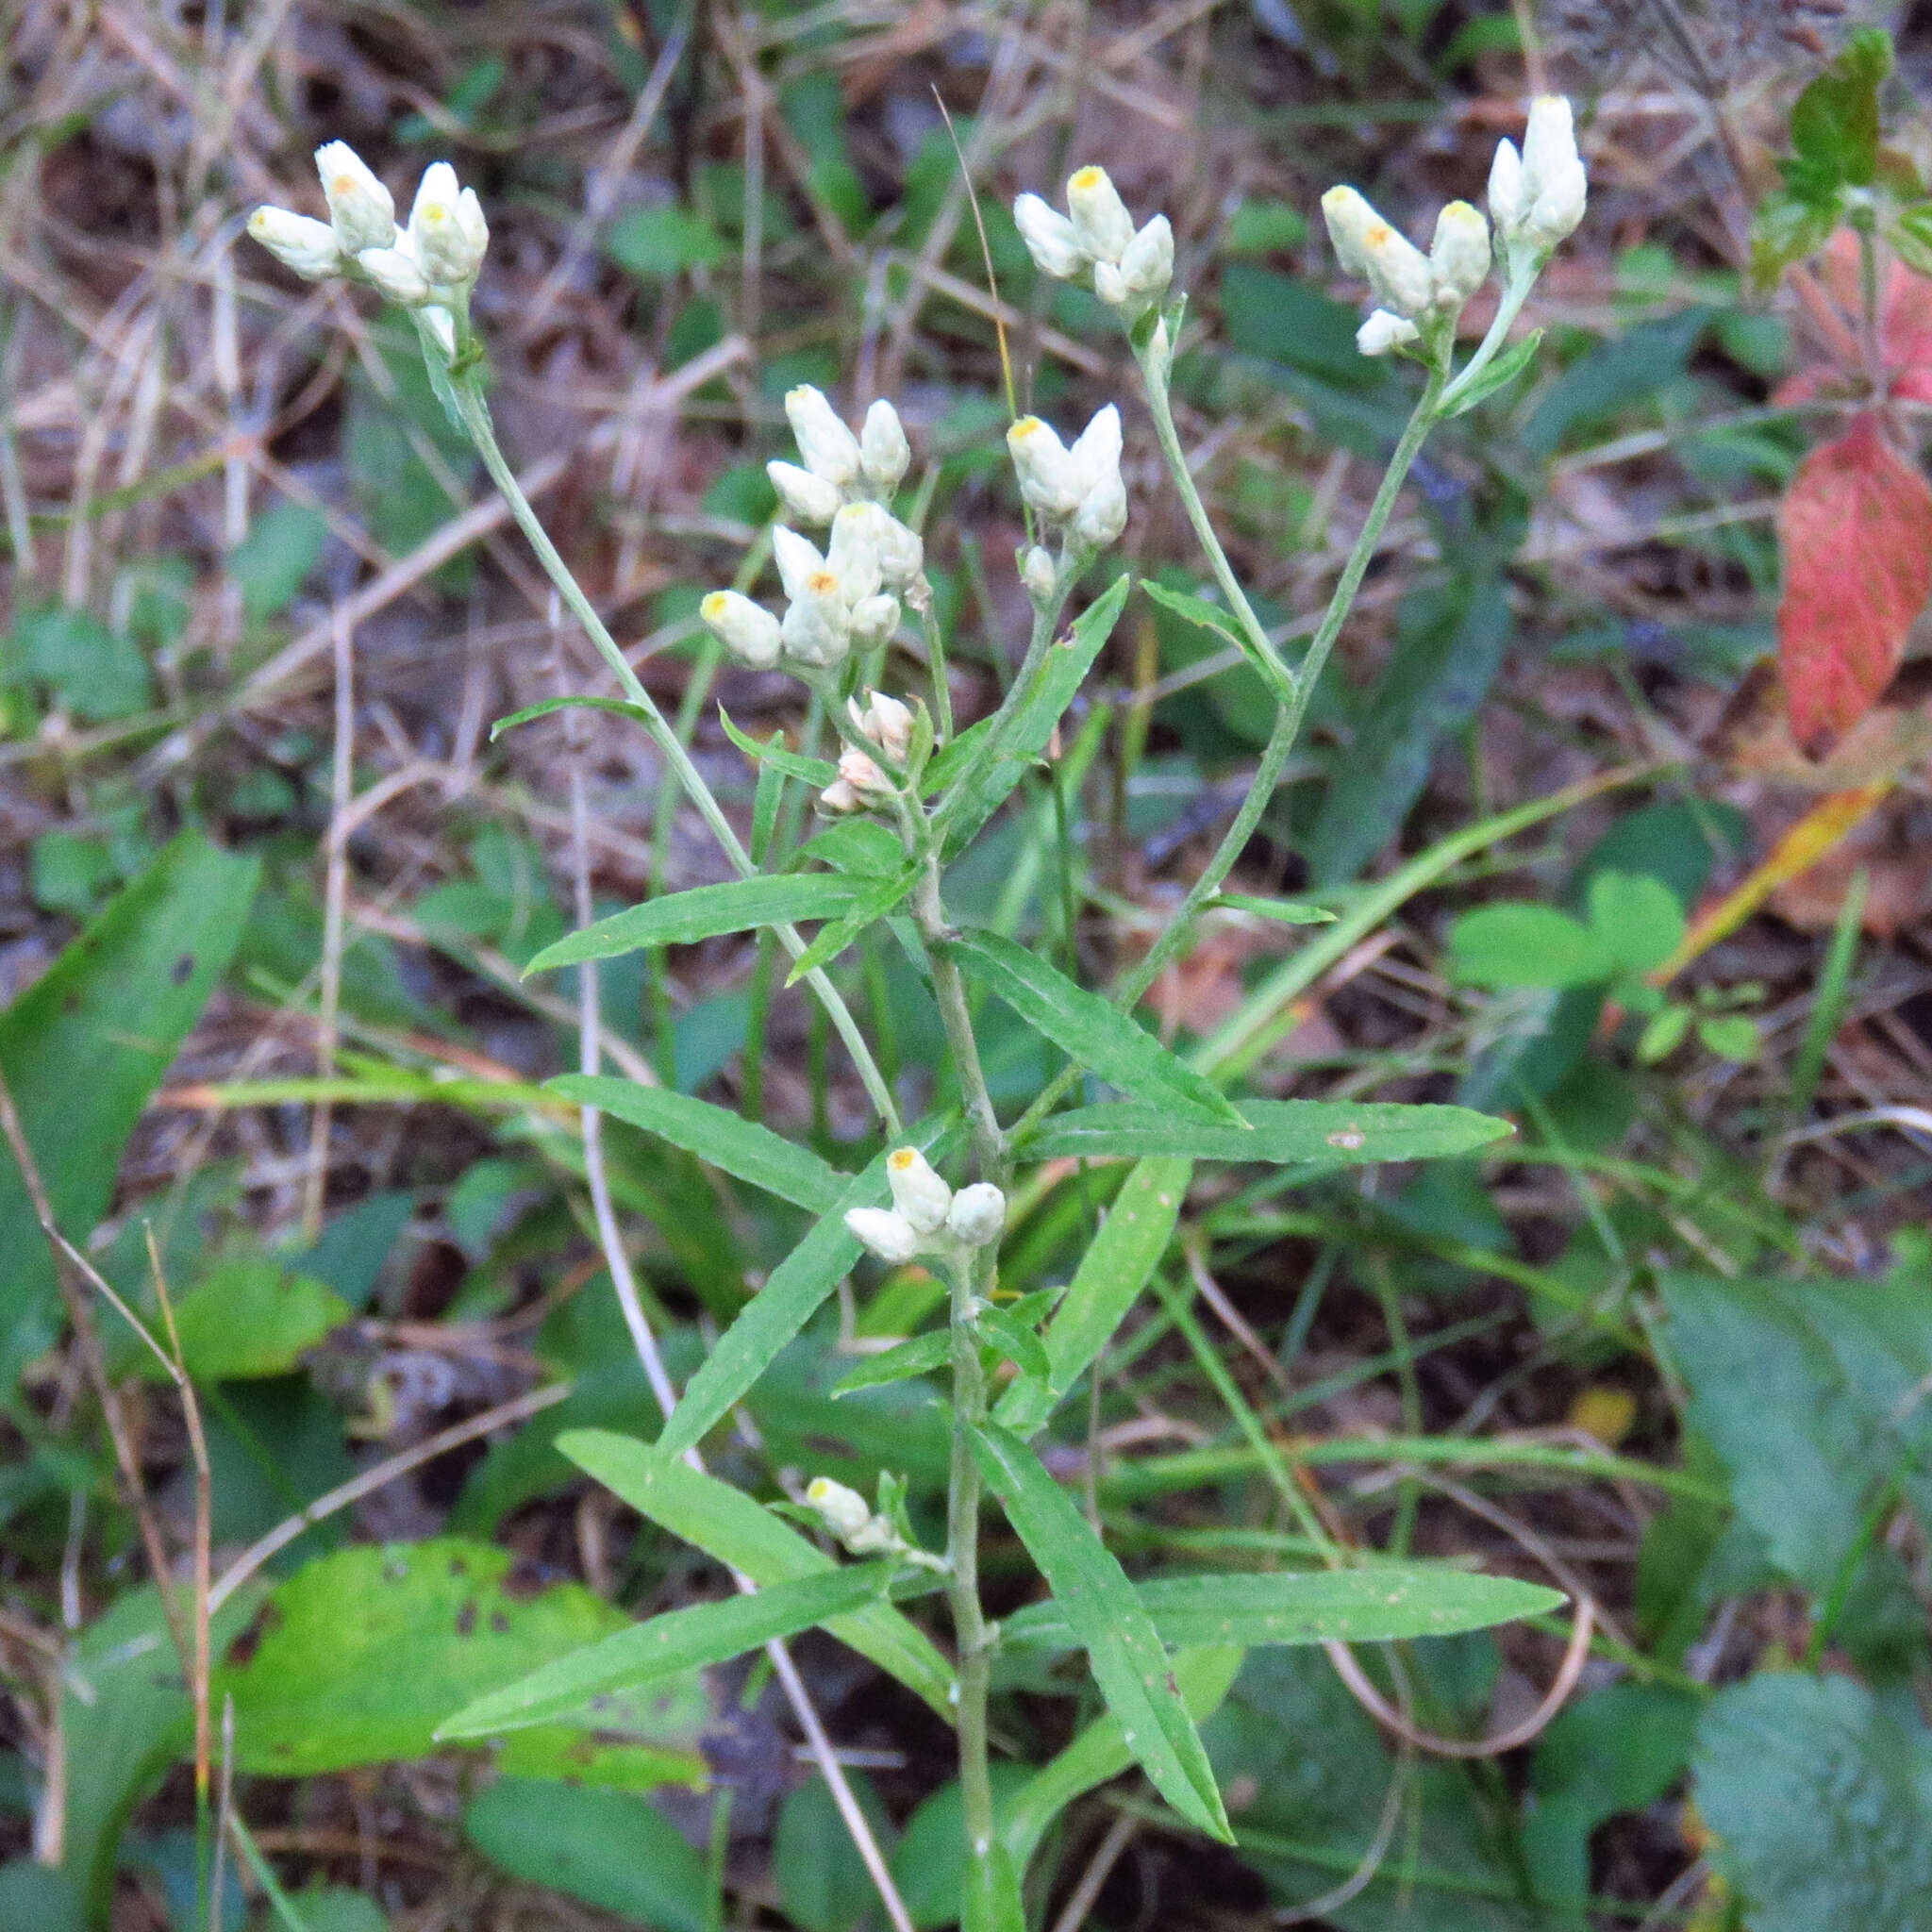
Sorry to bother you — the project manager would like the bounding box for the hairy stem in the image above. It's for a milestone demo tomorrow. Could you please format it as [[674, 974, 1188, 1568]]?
[[450, 375, 903, 1135], [944, 1241, 998, 1872]]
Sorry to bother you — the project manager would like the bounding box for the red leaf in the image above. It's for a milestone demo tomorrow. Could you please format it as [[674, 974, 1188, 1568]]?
[[1778, 411, 1932, 758]]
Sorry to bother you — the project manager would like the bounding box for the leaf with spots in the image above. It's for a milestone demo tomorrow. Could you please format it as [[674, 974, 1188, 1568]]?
[[999, 1568, 1564, 1650], [212, 1538, 708, 1783], [438, 1563, 892, 1740], [1778, 411, 1932, 758], [969, 1421, 1233, 1844]]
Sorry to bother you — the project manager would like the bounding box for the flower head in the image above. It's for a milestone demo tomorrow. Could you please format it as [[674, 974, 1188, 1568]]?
[[886, 1146, 953, 1235], [860, 400, 911, 493], [248, 207, 345, 281], [356, 242, 431, 308], [805, 1475, 874, 1541], [1428, 201, 1491, 309], [852, 691, 915, 764], [946, 1183, 1006, 1247], [1012, 167, 1174, 316], [845, 1205, 922, 1264], [1067, 165, 1136, 263], [1008, 405, 1126, 551], [701, 591, 782, 670], [1356, 309, 1420, 358], [314, 142, 395, 254], [767, 459, 843, 525], [1491, 97, 1587, 255], [785, 385, 863, 491], [408, 161, 489, 289]]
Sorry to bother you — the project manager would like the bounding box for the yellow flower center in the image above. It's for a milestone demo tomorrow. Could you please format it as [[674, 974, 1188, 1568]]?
[[1071, 167, 1106, 192]]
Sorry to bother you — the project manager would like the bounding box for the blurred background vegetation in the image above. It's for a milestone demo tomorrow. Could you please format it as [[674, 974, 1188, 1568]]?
[[5, 1, 1932, 1928]]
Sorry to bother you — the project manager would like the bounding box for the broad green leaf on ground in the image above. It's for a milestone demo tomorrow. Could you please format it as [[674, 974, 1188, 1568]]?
[[54, 1584, 261, 1926], [525, 873, 872, 974], [1660, 1266, 1932, 1593], [287, 1892, 388, 1932], [999, 1568, 1564, 1651], [548, 1074, 840, 1210], [441, 1564, 891, 1739], [1448, 904, 1611, 990], [1204, 1647, 1546, 1931], [229, 500, 328, 619], [776, 1774, 895, 1932], [996, 1158, 1191, 1437], [1693, 1672, 1932, 1932], [657, 1126, 956, 1460], [0, 829, 259, 1387], [1524, 1682, 1699, 1912], [939, 573, 1132, 853], [212, 1538, 707, 1784], [1019, 1100, 1512, 1167], [559, 1429, 956, 1720], [1584, 871, 1685, 976], [970, 1421, 1232, 1842], [949, 930, 1245, 1126], [128, 1257, 350, 1382], [12, 605, 153, 720], [464, 1777, 708, 1932], [1000, 1646, 1242, 1873], [1777, 410, 1932, 758]]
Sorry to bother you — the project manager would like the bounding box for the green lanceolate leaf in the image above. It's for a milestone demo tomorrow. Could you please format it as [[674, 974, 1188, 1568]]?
[[1444, 328, 1544, 416], [548, 1075, 840, 1211], [440, 1564, 893, 1740], [1018, 1098, 1511, 1166], [719, 705, 838, 785], [559, 1430, 957, 1720], [970, 1421, 1233, 1843], [783, 862, 920, 985], [949, 929, 1245, 1128], [831, 1330, 953, 1397], [1000, 1567, 1565, 1651], [1139, 579, 1245, 652], [490, 694, 665, 741], [656, 1127, 955, 1458], [996, 1158, 1191, 1437], [526, 874, 871, 974], [1209, 893, 1337, 925], [973, 1305, 1050, 1383]]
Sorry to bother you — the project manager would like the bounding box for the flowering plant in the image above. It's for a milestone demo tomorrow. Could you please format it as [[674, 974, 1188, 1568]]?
[[254, 105, 1588, 1927]]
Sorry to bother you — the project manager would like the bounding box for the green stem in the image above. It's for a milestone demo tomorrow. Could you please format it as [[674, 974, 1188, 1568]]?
[[450, 375, 903, 1135], [945, 1242, 998, 1874], [1435, 257, 1538, 414]]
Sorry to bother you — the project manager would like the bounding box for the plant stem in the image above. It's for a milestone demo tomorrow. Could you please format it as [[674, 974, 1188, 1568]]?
[[450, 375, 905, 1136], [945, 1241, 999, 1872]]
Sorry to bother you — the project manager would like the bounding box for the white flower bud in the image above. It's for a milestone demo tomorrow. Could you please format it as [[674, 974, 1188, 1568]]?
[[1020, 545, 1058, 601], [1065, 165, 1135, 264], [248, 207, 345, 281], [874, 514, 923, 589], [408, 165, 489, 287], [1007, 416, 1084, 521], [1092, 260, 1128, 307], [947, 1183, 1006, 1247], [836, 746, 893, 803], [1488, 140, 1524, 233], [768, 460, 843, 525], [1356, 308, 1419, 357], [701, 590, 782, 670], [818, 776, 863, 814], [785, 385, 862, 488], [1069, 405, 1123, 496], [1321, 186, 1377, 277], [805, 1475, 874, 1540], [859, 399, 911, 493], [1014, 192, 1086, 279], [314, 142, 396, 254], [1428, 201, 1491, 308], [827, 503, 887, 607], [854, 691, 914, 763], [1358, 218, 1435, 320], [848, 593, 902, 650], [780, 575, 850, 669], [844, 1205, 921, 1263], [772, 525, 827, 605], [1072, 468, 1127, 550], [357, 242, 431, 308], [886, 1146, 952, 1235], [1116, 214, 1174, 303]]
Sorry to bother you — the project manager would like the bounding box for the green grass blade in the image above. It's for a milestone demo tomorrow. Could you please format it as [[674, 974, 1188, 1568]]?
[[526, 874, 870, 974], [970, 1421, 1233, 1843], [1018, 1099, 1511, 1165], [439, 1564, 892, 1739], [1790, 864, 1867, 1118], [558, 1430, 957, 1721], [549, 1075, 841, 1211], [949, 929, 1245, 1127]]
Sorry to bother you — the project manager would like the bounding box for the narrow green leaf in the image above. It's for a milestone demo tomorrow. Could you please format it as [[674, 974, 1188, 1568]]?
[[783, 863, 920, 985], [1000, 1567, 1565, 1650], [973, 1306, 1049, 1383], [964, 1840, 1026, 1932], [548, 1074, 840, 1211], [1209, 893, 1337, 925], [996, 1158, 1190, 1438], [970, 1421, 1232, 1843], [1018, 1099, 1512, 1166], [559, 1430, 957, 1721], [719, 705, 839, 785], [440, 1564, 891, 1739], [490, 694, 662, 742], [949, 929, 1245, 1127], [1444, 327, 1543, 416], [831, 1330, 952, 1397], [1139, 579, 1245, 651], [527, 874, 868, 974]]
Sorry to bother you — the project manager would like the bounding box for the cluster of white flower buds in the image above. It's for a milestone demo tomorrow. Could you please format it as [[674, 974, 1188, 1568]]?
[[1014, 165, 1174, 319], [803, 1476, 947, 1572], [249, 143, 489, 358], [1007, 406, 1127, 556], [1322, 96, 1585, 358], [819, 689, 915, 815], [700, 388, 926, 679], [845, 1147, 1007, 1266]]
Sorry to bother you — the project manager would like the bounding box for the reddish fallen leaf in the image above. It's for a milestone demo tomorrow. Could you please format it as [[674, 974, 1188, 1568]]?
[[1777, 412, 1932, 757]]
